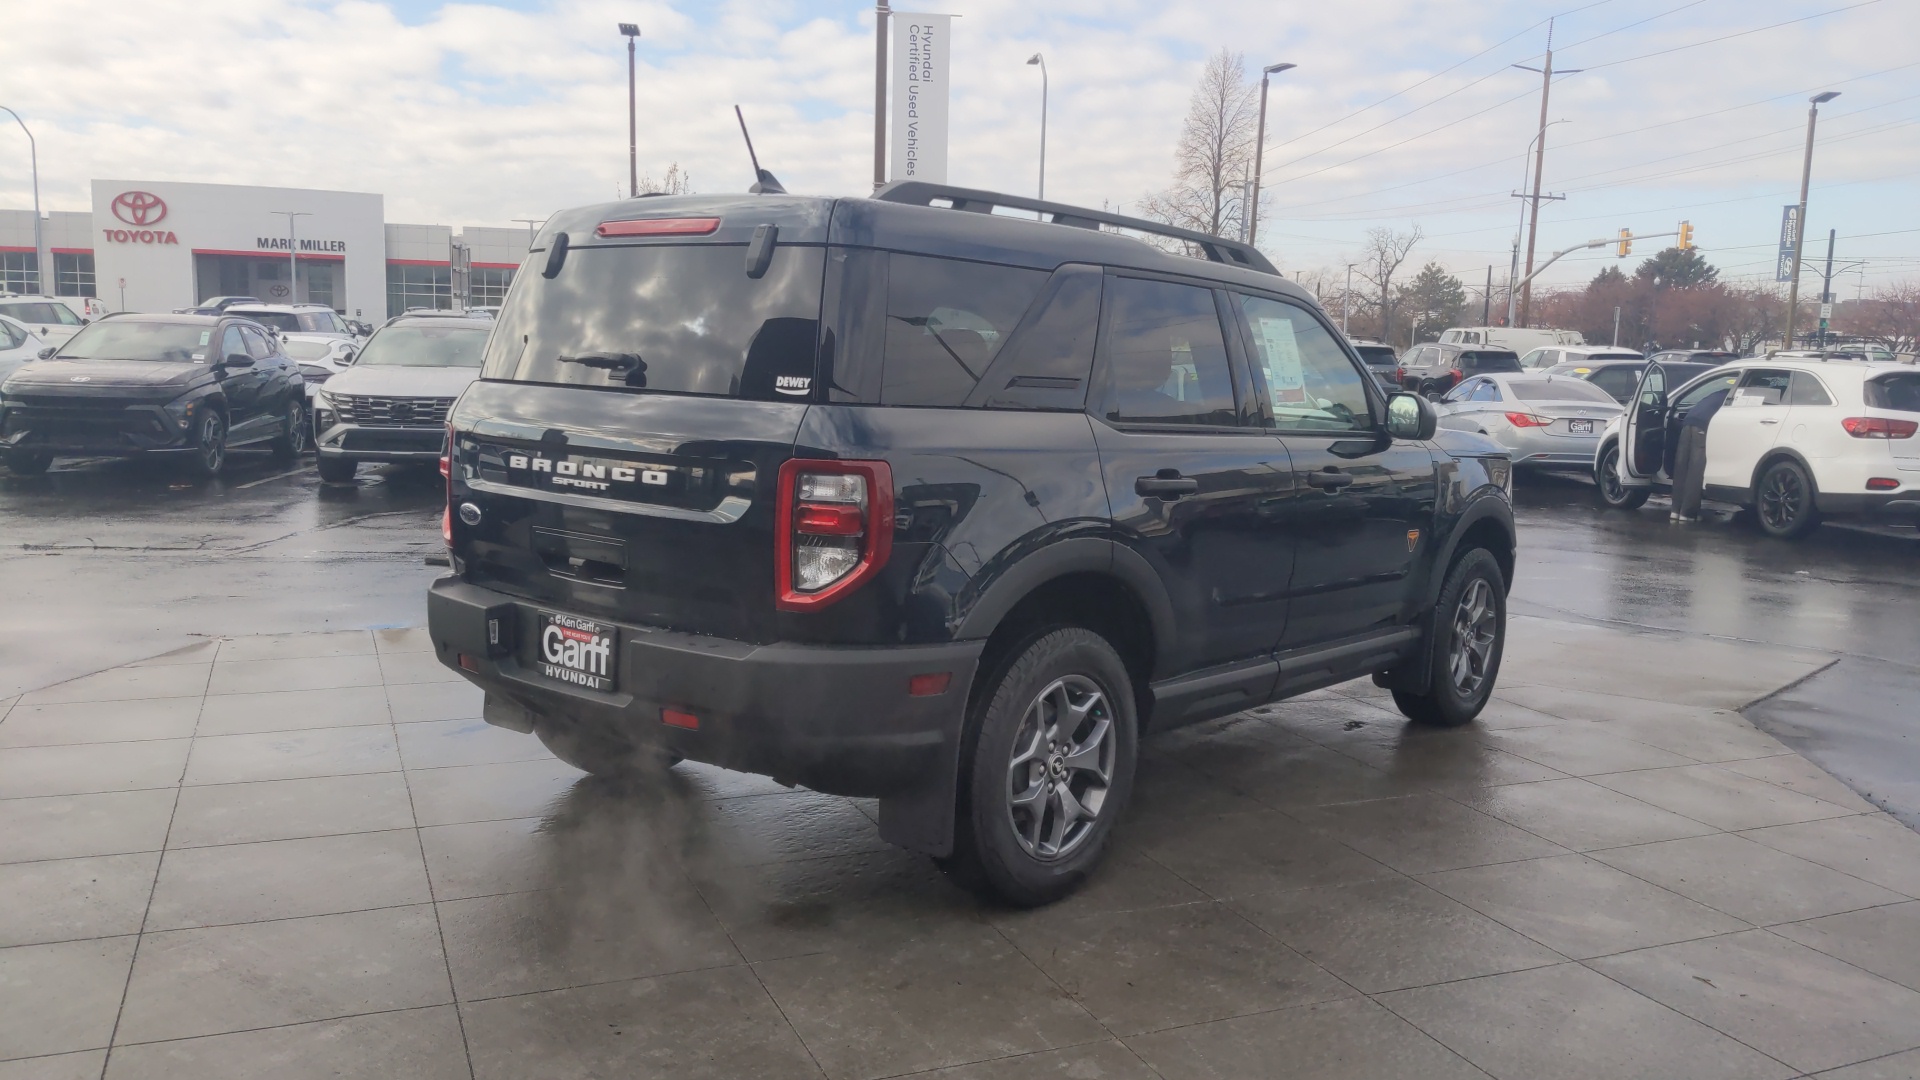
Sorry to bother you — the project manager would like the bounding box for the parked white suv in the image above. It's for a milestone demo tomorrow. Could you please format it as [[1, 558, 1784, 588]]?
[[1594, 357, 1920, 537], [0, 294, 88, 347], [1520, 343, 1641, 371], [1440, 326, 1584, 354]]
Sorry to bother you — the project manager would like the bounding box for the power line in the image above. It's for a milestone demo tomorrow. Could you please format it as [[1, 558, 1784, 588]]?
[[1578, 0, 1888, 71]]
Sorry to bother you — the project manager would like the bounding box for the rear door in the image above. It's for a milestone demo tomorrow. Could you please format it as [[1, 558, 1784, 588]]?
[[1235, 291, 1437, 649], [1091, 273, 1296, 674], [1703, 368, 1793, 490]]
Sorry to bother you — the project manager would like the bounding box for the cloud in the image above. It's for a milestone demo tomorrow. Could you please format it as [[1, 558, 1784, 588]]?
[[0, 0, 1913, 290]]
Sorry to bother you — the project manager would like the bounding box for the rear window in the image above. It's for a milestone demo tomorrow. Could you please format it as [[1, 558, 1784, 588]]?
[[0, 301, 81, 326], [481, 243, 823, 398], [1462, 350, 1521, 372], [1510, 378, 1617, 404], [1866, 372, 1920, 412], [1353, 345, 1397, 366], [236, 311, 302, 332]]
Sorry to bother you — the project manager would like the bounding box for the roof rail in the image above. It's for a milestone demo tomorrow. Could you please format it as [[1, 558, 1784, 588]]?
[[872, 181, 1278, 277]]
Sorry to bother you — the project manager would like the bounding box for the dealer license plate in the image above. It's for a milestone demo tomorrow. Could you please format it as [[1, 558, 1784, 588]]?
[[1569, 419, 1594, 434], [535, 612, 618, 691]]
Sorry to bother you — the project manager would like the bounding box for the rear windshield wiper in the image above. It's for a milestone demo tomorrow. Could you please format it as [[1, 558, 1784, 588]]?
[[554, 352, 642, 370]]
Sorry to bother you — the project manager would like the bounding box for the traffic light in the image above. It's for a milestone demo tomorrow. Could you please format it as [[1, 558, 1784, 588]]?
[[1616, 229, 1633, 257], [1677, 221, 1694, 251]]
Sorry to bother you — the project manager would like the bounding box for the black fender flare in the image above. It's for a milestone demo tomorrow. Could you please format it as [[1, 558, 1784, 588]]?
[[1425, 492, 1515, 610], [952, 535, 1178, 676]]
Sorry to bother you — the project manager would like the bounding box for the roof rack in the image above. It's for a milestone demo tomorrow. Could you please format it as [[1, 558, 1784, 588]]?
[[872, 181, 1278, 277]]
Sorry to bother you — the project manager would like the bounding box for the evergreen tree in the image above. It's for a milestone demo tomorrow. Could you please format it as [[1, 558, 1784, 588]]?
[[1633, 248, 1718, 289]]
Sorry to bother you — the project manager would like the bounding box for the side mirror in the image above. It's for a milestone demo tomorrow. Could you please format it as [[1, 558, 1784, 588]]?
[[1385, 392, 1438, 441], [36, 346, 55, 360], [222, 353, 255, 368]]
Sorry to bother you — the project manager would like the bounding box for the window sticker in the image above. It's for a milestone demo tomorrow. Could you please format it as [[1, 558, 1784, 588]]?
[[1255, 315, 1305, 403], [198, 331, 211, 345]]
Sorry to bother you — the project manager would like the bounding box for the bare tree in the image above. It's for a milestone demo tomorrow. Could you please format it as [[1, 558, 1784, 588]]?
[[1138, 50, 1259, 244], [1354, 226, 1423, 345], [637, 163, 693, 195], [1843, 280, 1920, 356]]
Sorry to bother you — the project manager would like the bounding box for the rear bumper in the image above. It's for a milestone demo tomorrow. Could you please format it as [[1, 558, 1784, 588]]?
[[1817, 492, 1920, 522], [426, 577, 982, 799]]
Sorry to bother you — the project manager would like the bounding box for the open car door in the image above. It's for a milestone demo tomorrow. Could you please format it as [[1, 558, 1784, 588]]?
[[1623, 362, 1669, 479]]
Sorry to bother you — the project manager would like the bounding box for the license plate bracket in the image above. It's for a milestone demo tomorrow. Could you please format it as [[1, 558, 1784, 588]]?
[[1569, 419, 1594, 434], [534, 612, 618, 691]]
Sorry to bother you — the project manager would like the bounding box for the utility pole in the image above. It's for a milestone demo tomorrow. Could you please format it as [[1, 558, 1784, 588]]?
[[1247, 62, 1295, 247], [1512, 23, 1580, 328], [1343, 263, 1355, 335], [873, 1, 890, 192], [1612, 306, 1622, 347], [270, 211, 311, 303], [1819, 228, 1836, 346], [1784, 91, 1839, 348], [1482, 265, 1492, 325], [619, 24, 641, 198]]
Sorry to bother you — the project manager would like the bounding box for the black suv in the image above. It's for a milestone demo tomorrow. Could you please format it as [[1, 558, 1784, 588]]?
[[0, 313, 306, 477], [1399, 342, 1522, 397], [427, 184, 1517, 905]]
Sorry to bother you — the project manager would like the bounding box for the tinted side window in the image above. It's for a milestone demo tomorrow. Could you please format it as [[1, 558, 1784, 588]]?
[[1099, 277, 1236, 427], [1866, 373, 1920, 412], [881, 255, 1047, 407], [1589, 367, 1640, 403], [220, 326, 248, 361], [1240, 295, 1370, 433], [1473, 380, 1503, 402], [241, 325, 274, 359], [1787, 371, 1835, 407], [976, 265, 1101, 411]]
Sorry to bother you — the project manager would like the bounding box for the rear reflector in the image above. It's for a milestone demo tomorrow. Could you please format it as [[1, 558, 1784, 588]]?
[[795, 503, 865, 536], [596, 217, 721, 238], [457, 653, 481, 672], [908, 672, 952, 697], [1868, 477, 1900, 491], [661, 708, 700, 730]]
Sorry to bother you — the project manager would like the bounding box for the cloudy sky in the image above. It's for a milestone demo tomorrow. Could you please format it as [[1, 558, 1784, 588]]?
[[2, 0, 1914, 294]]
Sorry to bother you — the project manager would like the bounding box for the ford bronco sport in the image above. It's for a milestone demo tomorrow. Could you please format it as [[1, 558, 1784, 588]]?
[[428, 183, 1516, 905]]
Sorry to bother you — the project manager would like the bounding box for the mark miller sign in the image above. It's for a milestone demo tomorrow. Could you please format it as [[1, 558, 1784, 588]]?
[[890, 13, 951, 184]]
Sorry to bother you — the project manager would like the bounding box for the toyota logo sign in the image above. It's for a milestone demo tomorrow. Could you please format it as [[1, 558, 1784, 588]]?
[[111, 191, 168, 226]]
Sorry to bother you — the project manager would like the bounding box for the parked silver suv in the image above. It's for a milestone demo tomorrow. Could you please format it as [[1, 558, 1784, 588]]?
[[312, 312, 490, 482]]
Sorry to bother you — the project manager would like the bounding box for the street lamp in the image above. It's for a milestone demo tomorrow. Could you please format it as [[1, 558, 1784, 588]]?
[[1246, 62, 1295, 247], [270, 211, 311, 303], [0, 107, 43, 295], [1026, 54, 1048, 205], [619, 23, 641, 198], [1783, 90, 1840, 348]]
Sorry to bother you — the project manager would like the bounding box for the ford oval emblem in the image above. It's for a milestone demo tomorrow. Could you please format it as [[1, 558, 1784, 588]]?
[[457, 502, 483, 526]]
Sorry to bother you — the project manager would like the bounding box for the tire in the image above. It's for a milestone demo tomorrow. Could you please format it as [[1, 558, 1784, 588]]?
[[5, 449, 51, 476], [1595, 443, 1649, 510], [185, 411, 227, 479], [940, 627, 1138, 907], [317, 456, 357, 483], [1391, 548, 1506, 728], [269, 398, 307, 460], [1755, 459, 1820, 540], [534, 721, 681, 779]]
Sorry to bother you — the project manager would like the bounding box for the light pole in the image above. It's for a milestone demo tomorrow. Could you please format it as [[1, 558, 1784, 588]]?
[[1026, 53, 1048, 204], [619, 23, 641, 198], [0, 107, 43, 295], [511, 218, 546, 250], [1343, 263, 1355, 335], [1246, 62, 1294, 247], [269, 211, 311, 303], [1784, 91, 1839, 348], [874, 1, 890, 191]]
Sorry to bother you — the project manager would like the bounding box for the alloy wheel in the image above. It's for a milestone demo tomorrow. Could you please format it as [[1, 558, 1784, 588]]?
[[286, 402, 307, 454], [1598, 449, 1624, 502], [1005, 674, 1116, 861], [1448, 577, 1498, 696], [1760, 467, 1804, 532], [200, 414, 226, 473]]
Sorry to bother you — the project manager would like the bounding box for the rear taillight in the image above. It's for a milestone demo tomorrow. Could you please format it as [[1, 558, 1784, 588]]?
[[775, 459, 894, 611], [1450, 368, 1464, 382], [440, 423, 453, 546], [1395, 367, 1406, 380], [1842, 416, 1919, 439], [1505, 412, 1552, 428]]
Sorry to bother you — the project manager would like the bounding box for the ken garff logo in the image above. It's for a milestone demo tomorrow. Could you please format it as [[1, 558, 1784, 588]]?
[[110, 191, 168, 227]]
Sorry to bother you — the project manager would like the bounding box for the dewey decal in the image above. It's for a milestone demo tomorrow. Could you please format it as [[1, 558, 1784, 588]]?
[[774, 375, 812, 396], [506, 453, 668, 492]]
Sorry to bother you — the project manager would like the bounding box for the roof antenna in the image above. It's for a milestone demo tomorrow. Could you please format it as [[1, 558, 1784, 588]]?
[[734, 105, 787, 195]]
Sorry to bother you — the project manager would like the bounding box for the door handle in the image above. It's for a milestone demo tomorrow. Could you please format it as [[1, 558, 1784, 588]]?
[[1759, 418, 1781, 425], [1135, 474, 1200, 498], [1305, 469, 1354, 491]]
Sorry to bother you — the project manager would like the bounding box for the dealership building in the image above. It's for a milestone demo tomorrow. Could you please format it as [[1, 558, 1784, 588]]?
[[0, 179, 532, 320]]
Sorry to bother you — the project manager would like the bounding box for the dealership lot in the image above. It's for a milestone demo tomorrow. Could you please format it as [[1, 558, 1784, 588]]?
[[4, 459, 1920, 1078]]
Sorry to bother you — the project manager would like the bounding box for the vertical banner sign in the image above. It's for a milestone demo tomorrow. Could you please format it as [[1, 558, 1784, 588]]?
[[1776, 204, 1801, 283], [891, 14, 951, 184]]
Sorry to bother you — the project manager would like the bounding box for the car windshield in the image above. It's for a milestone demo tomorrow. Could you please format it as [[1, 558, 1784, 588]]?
[[356, 324, 490, 367], [1509, 378, 1618, 404], [282, 339, 336, 361], [52, 320, 216, 362], [1866, 372, 1920, 412], [0, 301, 82, 326]]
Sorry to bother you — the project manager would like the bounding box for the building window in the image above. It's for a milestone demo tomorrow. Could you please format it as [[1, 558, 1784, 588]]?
[[470, 266, 514, 309], [54, 252, 96, 298], [1, 251, 37, 294], [387, 262, 450, 318]]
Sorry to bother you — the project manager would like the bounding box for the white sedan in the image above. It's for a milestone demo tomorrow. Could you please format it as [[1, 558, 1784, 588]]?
[[1436, 373, 1625, 468]]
